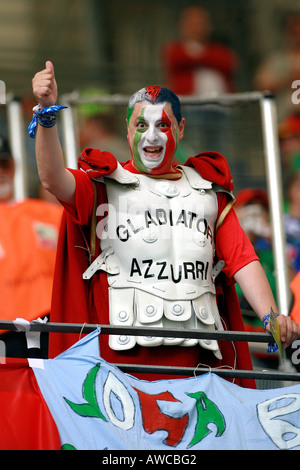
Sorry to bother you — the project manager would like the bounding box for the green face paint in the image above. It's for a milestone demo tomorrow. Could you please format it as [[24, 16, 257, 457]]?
[[126, 106, 134, 125], [131, 107, 148, 173]]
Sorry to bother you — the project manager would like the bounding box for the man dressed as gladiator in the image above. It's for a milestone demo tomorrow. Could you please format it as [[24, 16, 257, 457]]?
[[30, 61, 300, 386]]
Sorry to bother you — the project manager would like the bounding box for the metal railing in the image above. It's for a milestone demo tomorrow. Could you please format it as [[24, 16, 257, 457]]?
[[1, 319, 300, 382]]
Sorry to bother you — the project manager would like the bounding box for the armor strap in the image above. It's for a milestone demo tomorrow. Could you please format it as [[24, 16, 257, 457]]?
[[78, 179, 98, 264], [90, 179, 98, 258], [82, 246, 116, 280], [215, 198, 235, 231]]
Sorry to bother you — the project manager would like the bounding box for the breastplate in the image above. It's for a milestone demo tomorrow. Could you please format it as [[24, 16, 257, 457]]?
[[101, 167, 217, 299], [84, 165, 224, 358]]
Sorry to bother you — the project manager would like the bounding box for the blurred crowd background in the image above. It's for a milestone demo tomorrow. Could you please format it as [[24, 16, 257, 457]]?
[[0, 0, 298, 98], [1, 0, 300, 192], [1, 0, 300, 376], [1, 0, 300, 185]]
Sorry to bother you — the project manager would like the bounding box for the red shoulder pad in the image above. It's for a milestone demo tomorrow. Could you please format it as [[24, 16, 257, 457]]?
[[184, 152, 234, 192], [78, 147, 118, 178]]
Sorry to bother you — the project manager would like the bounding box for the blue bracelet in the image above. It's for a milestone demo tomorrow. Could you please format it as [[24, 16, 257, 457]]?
[[262, 312, 279, 353], [28, 104, 67, 138]]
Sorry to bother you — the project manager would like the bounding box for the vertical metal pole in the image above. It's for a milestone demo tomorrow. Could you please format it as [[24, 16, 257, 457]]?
[[260, 94, 290, 317], [60, 101, 78, 169], [7, 99, 27, 200]]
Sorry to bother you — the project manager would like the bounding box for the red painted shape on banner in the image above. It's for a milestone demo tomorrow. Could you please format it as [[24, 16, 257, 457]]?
[[134, 388, 188, 447]]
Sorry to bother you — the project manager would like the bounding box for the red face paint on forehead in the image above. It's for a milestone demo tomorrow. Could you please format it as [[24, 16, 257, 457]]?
[[145, 86, 162, 102]]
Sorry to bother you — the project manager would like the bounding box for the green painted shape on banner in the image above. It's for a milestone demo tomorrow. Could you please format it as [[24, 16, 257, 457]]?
[[61, 443, 77, 450], [187, 391, 226, 447], [64, 363, 107, 421]]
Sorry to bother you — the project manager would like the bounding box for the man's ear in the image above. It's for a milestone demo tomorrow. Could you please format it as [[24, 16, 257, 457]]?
[[178, 118, 185, 140]]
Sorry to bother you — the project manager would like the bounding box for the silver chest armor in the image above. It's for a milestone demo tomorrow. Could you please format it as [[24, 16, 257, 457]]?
[[83, 164, 224, 358]]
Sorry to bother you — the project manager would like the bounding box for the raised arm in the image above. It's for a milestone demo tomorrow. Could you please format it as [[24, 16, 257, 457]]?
[[32, 61, 76, 206], [234, 260, 300, 349]]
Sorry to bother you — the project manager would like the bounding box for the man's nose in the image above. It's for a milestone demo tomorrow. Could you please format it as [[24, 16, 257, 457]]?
[[146, 125, 158, 143]]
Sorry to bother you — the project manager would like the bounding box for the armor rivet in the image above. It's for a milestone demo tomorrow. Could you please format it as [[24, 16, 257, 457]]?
[[142, 229, 158, 243], [200, 189, 205, 195], [145, 304, 156, 316], [200, 307, 208, 319], [155, 182, 179, 197], [167, 186, 177, 195], [172, 303, 183, 315], [118, 310, 129, 322], [118, 335, 130, 344], [193, 232, 206, 247]]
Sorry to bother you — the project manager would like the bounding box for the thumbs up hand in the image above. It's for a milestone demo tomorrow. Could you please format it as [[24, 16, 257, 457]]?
[[32, 60, 58, 108]]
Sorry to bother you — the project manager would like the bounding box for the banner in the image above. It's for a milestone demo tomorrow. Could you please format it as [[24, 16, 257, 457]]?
[[31, 329, 300, 451]]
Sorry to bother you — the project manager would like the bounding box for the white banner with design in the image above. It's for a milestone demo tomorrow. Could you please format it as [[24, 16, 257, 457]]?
[[31, 329, 300, 450]]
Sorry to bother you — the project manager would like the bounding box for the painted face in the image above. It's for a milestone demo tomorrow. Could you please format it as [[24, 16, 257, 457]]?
[[127, 101, 184, 174]]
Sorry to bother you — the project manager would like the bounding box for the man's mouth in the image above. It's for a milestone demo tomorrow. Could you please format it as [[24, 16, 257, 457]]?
[[143, 146, 163, 158]]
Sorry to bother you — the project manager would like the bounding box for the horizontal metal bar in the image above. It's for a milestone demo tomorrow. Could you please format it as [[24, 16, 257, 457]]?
[[179, 91, 274, 106], [114, 363, 300, 382], [2, 320, 299, 382], [0, 320, 273, 343], [60, 91, 273, 107]]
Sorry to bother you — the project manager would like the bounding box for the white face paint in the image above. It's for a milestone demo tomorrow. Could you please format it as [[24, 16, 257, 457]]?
[[137, 104, 168, 170]]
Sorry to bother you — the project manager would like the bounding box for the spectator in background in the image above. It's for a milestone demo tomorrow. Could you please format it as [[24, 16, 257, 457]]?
[[0, 136, 62, 357], [234, 189, 276, 306], [284, 172, 300, 277], [278, 114, 300, 277], [162, 6, 238, 96], [234, 188, 278, 363], [254, 13, 300, 120], [161, 6, 238, 155], [278, 113, 300, 177], [284, 172, 300, 371]]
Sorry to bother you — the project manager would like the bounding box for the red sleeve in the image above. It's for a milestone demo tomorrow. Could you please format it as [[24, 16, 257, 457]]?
[[59, 168, 95, 226], [216, 193, 259, 280]]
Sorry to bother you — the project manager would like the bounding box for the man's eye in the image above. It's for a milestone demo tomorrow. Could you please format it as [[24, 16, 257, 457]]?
[[137, 122, 147, 129], [158, 122, 169, 129]]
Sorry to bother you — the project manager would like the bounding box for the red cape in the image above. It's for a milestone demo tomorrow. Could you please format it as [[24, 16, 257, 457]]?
[[49, 149, 255, 387]]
